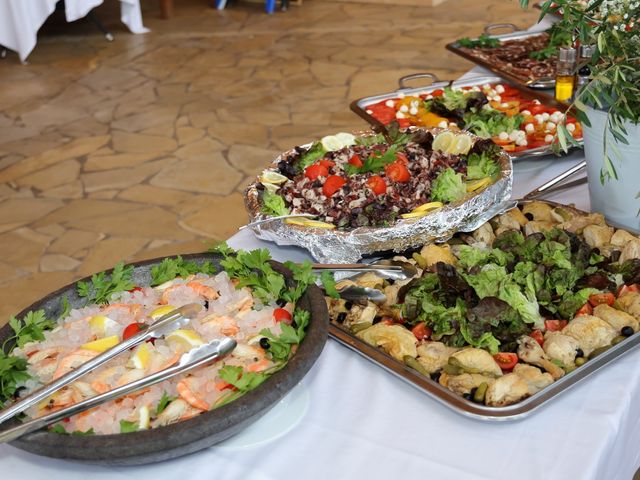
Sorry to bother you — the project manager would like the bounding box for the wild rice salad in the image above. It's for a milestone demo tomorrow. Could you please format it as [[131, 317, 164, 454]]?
[[0, 246, 314, 435], [258, 127, 503, 230]]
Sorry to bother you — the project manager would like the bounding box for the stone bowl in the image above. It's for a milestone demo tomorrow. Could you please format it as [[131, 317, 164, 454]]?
[[0, 253, 328, 465]]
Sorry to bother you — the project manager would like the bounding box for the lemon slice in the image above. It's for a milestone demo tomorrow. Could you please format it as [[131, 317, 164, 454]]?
[[81, 335, 119, 352], [432, 131, 456, 152], [411, 201, 443, 213], [320, 135, 343, 152], [128, 343, 151, 370], [261, 182, 280, 193], [149, 305, 177, 320], [138, 405, 150, 430], [259, 171, 288, 184], [334, 132, 356, 147], [88, 315, 119, 337], [401, 211, 429, 219], [447, 134, 473, 155], [284, 218, 336, 229], [466, 177, 493, 192], [165, 329, 204, 351]]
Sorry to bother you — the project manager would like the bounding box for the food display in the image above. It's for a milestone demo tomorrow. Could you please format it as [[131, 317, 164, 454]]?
[[0, 247, 321, 438], [447, 24, 571, 85], [358, 82, 582, 154], [326, 202, 640, 411], [254, 127, 503, 230]]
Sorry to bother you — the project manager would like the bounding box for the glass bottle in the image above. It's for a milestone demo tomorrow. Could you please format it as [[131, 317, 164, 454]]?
[[555, 47, 577, 102], [576, 45, 595, 93]]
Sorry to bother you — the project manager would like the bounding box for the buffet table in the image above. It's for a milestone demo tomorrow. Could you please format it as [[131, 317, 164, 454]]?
[[0, 0, 148, 62]]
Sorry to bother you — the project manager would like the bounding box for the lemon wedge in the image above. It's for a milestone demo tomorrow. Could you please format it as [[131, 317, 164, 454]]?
[[432, 131, 456, 152], [128, 343, 151, 370], [284, 218, 336, 229], [411, 201, 444, 213], [81, 335, 119, 352], [401, 211, 429, 219], [138, 405, 150, 430], [466, 177, 493, 192], [88, 315, 119, 337], [149, 305, 177, 320], [320, 135, 342, 152], [261, 182, 280, 193], [259, 171, 289, 184], [447, 134, 473, 155], [165, 329, 204, 351], [334, 132, 356, 147]]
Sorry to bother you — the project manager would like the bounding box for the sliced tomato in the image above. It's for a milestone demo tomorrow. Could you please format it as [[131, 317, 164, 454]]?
[[322, 175, 346, 197], [367, 102, 396, 124], [366, 175, 387, 195], [618, 284, 640, 296], [530, 329, 544, 346], [385, 161, 411, 183], [398, 118, 411, 128], [348, 154, 363, 168], [395, 152, 409, 164], [528, 104, 551, 115], [545, 319, 568, 332], [589, 292, 615, 307], [319, 159, 335, 169], [431, 89, 444, 97], [305, 164, 328, 180], [575, 303, 593, 316], [123, 323, 146, 341], [411, 323, 432, 340], [273, 308, 292, 324], [493, 352, 518, 371]]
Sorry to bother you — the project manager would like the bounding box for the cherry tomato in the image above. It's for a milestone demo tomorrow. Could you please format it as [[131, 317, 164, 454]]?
[[395, 152, 409, 164], [575, 303, 593, 316], [431, 89, 444, 97], [545, 319, 568, 332], [618, 284, 640, 297], [411, 323, 432, 340], [530, 329, 544, 347], [305, 164, 329, 180], [323, 175, 347, 197], [274, 308, 293, 324], [528, 104, 550, 115], [385, 161, 411, 183], [589, 292, 615, 307], [348, 154, 363, 168], [493, 352, 518, 371], [319, 159, 335, 169], [398, 118, 411, 128], [366, 175, 387, 195], [123, 323, 146, 341]]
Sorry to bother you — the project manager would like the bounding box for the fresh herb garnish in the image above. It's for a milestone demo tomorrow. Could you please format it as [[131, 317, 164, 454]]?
[[529, 23, 572, 60], [59, 296, 72, 321], [50, 424, 67, 434], [0, 354, 30, 408], [297, 141, 326, 171], [150, 256, 216, 287], [76, 262, 135, 304], [457, 33, 500, 48], [119, 420, 138, 433], [8, 310, 56, 349], [320, 271, 340, 299], [72, 428, 95, 436], [261, 190, 290, 217], [155, 391, 175, 415], [215, 365, 269, 407], [260, 309, 310, 362]]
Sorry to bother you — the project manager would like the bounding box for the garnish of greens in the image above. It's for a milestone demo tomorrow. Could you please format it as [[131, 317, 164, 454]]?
[[77, 262, 135, 305], [150, 256, 216, 287], [320, 271, 340, 299], [457, 33, 501, 48], [402, 227, 626, 354], [49, 425, 95, 435], [425, 87, 488, 122], [262, 189, 290, 217], [431, 168, 466, 203], [528, 22, 572, 60], [462, 110, 524, 139], [465, 144, 502, 180]]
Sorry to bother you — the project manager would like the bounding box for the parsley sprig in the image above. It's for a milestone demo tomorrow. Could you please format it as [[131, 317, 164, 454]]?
[[260, 309, 310, 362], [76, 262, 135, 304], [150, 256, 216, 287], [320, 272, 340, 299], [155, 391, 175, 415], [215, 365, 269, 408]]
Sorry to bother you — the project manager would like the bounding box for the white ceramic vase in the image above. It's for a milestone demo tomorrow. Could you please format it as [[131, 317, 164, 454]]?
[[582, 105, 640, 231]]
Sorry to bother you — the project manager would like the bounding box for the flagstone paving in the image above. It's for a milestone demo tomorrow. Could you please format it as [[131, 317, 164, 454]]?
[[0, 0, 539, 322]]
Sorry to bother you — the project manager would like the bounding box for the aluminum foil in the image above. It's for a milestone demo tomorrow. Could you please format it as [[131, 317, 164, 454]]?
[[244, 129, 513, 264]]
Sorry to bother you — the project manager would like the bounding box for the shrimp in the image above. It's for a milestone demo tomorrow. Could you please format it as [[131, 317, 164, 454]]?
[[91, 380, 110, 394], [201, 314, 240, 336], [116, 368, 146, 387], [101, 303, 143, 317], [232, 344, 272, 372], [177, 378, 209, 411], [53, 349, 99, 380], [186, 281, 219, 300], [70, 381, 97, 401], [151, 399, 201, 427]]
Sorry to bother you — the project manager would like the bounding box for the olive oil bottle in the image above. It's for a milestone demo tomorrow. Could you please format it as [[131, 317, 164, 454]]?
[[555, 47, 577, 102]]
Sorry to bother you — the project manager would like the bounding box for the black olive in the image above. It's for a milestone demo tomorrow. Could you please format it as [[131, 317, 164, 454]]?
[[259, 337, 271, 350], [469, 387, 478, 400], [611, 250, 622, 262], [430, 371, 441, 382], [372, 316, 382, 325], [203, 300, 209, 309], [622, 326, 634, 337], [524, 212, 534, 221], [312, 180, 322, 188], [344, 301, 353, 310], [276, 299, 287, 307], [575, 348, 584, 358], [462, 392, 472, 400], [336, 312, 347, 323]]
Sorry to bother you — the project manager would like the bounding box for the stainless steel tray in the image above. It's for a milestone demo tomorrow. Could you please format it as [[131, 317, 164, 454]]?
[[445, 24, 557, 88], [349, 73, 582, 160], [328, 201, 640, 421]]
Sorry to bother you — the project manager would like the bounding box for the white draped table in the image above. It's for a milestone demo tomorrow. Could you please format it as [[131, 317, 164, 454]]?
[[0, 0, 148, 62], [1, 65, 639, 478]]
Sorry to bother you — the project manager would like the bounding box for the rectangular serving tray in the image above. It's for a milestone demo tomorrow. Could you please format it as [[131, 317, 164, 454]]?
[[445, 27, 555, 89], [349, 74, 581, 160], [328, 201, 640, 421]]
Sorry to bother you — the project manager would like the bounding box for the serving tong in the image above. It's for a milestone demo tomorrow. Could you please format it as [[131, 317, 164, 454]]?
[[0, 303, 236, 442]]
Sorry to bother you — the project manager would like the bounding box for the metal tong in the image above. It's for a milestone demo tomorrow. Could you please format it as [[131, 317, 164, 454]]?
[[0, 337, 236, 443], [312, 260, 418, 281], [0, 303, 235, 440]]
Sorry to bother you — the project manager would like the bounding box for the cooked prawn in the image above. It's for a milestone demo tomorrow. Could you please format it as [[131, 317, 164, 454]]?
[[177, 378, 209, 411], [53, 349, 99, 380], [101, 303, 143, 318], [186, 281, 219, 300], [201, 314, 240, 336], [151, 399, 201, 427]]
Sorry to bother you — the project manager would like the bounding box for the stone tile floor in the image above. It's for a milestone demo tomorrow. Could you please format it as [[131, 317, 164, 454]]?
[[0, 0, 539, 322]]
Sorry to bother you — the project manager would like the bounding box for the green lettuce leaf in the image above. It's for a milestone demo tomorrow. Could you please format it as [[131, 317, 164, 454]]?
[[431, 168, 466, 203], [261, 190, 289, 217]]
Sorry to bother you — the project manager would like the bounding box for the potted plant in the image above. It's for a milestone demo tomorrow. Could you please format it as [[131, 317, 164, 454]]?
[[521, 0, 640, 230]]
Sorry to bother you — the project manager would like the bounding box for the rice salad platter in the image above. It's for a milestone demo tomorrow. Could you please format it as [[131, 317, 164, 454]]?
[[0, 244, 327, 452]]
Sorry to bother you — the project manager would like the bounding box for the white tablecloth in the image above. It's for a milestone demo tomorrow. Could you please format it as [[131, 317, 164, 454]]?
[[0, 0, 148, 62]]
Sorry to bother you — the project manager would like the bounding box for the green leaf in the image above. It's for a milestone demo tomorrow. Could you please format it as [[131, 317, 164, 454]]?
[[76, 262, 135, 305], [59, 296, 72, 321], [320, 271, 340, 299], [431, 168, 466, 203], [261, 190, 290, 217], [119, 420, 138, 433], [297, 142, 326, 170], [72, 428, 95, 436], [150, 256, 216, 287], [49, 424, 67, 434], [218, 365, 268, 393], [155, 391, 175, 415]]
